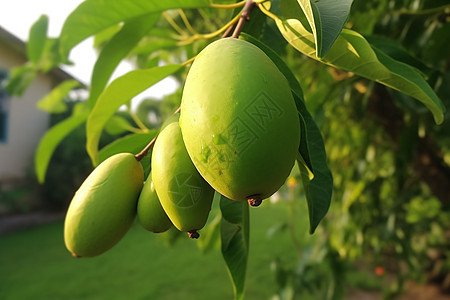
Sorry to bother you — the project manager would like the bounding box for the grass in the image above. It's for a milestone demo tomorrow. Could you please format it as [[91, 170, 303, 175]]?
[[0, 199, 303, 300]]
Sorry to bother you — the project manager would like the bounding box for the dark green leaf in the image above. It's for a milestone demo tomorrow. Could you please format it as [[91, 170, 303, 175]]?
[[35, 103, 88, 183], [86, 64, 183, 165], [297, 0, 353, 57], [37, 80, 80, 113], [27, 15, 48, 64], [59, 0, 210, 58], [366, 35, 432, 76], [292, 92, 333, 234], [98, 131, 157, 163], [220, 196, 249, 300], [277, 19, 446, 124], [88, 13, 160, 108]]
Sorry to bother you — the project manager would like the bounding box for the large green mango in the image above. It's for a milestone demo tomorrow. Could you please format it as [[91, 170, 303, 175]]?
[[64, 153, 143, 257], [180, 38, 300, 204], [137, 173, 173, 233], [152, 114, 214, 238]]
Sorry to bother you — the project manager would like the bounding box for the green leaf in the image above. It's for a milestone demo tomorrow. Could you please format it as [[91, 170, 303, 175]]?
[[59, 0, 210, 58], [292, 92, 333, 233], [27, 15, 48, 64], [98, 131, 157, 178], [37, 80, 80, 113], [86, 64, 183, 165], [88, 13, 160, 108], [5, 64, 36, 96], [35, 104, 88, 183], [130, 38, 178, 55], [197, 211, 222, 254], [39, 38, 64, 72], [104, 115, 137, 136], [220, 196, 249, 300], [297, 0, 353, 58], [98, 131, 157, 163], [276, 18, 446, 124], [365, 35, 432, 76]]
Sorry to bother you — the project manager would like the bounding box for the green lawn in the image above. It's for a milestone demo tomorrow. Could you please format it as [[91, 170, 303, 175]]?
[[0, 200, 304, 300]]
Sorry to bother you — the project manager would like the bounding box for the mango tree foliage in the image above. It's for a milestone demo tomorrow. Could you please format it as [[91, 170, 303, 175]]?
[[9, 0, 449, 299]]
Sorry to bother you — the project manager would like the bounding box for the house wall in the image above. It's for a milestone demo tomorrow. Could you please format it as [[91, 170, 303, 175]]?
[[0, 44, 54, 182]]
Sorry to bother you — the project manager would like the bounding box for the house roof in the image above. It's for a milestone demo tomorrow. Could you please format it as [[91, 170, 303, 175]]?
[[0, 25, 76, 82]]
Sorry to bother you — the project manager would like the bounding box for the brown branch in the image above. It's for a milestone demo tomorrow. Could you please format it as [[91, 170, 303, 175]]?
[[135, 136, 157, 162], [231, 0, 257, 38]]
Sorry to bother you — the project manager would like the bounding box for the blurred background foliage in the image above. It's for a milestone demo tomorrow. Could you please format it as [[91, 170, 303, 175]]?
[[1, 0, 449, 299]]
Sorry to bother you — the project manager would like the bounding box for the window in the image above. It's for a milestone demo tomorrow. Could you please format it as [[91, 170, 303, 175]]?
[[0, 69, 9, 143]]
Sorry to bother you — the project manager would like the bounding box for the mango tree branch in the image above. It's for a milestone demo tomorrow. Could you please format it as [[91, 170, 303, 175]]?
[[231, 0, 257, 38]]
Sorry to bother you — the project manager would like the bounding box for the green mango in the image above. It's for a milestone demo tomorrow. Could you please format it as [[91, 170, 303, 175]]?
[[152, 114, 214, 238], [137, 173, 173, 233], [180, 38, 301, 205], [64, 153, 143, 257]]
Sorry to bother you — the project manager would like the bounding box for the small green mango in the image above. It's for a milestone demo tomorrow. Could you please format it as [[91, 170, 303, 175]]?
[[180, 38, 301, 204], [152, 114, 214, 238], [137, 172, 172, 233], [64, 153, 143, 257]]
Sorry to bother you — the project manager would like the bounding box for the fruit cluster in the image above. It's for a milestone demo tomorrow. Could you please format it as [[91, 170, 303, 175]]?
[[64, 38, 301, 258]]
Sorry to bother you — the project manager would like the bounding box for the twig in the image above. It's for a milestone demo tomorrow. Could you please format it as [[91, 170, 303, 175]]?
[[222, 23, 235, 38], [134, 106, 182, 161], [231, 0, 257, 38]]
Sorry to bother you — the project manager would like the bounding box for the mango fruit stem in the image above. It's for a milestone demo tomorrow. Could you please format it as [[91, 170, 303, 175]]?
[[188, 230, 200, 239], [247, 194, 262, 207], [231, 0, 257, 38]]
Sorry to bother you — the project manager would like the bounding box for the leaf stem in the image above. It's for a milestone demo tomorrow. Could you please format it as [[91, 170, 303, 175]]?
[[178, 9, 198, 35], [256, 1, 280, 22], [182, 56, 197, 66], [163, 11, 188, 37], [210, 0, 246, 9]]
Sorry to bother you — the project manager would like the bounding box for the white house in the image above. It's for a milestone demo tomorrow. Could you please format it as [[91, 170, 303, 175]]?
[[0, 26, 74, 188]]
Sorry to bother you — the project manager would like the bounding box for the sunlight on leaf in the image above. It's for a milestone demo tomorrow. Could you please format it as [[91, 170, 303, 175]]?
[[293, 92, 333, 233], [59, 0, 210, 58], [86, 64, 182, 165], [277, 18, 446, 124], [297, 0, 353, 57], [220, 196, 249, 300], [88, 13, 160, 108]]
